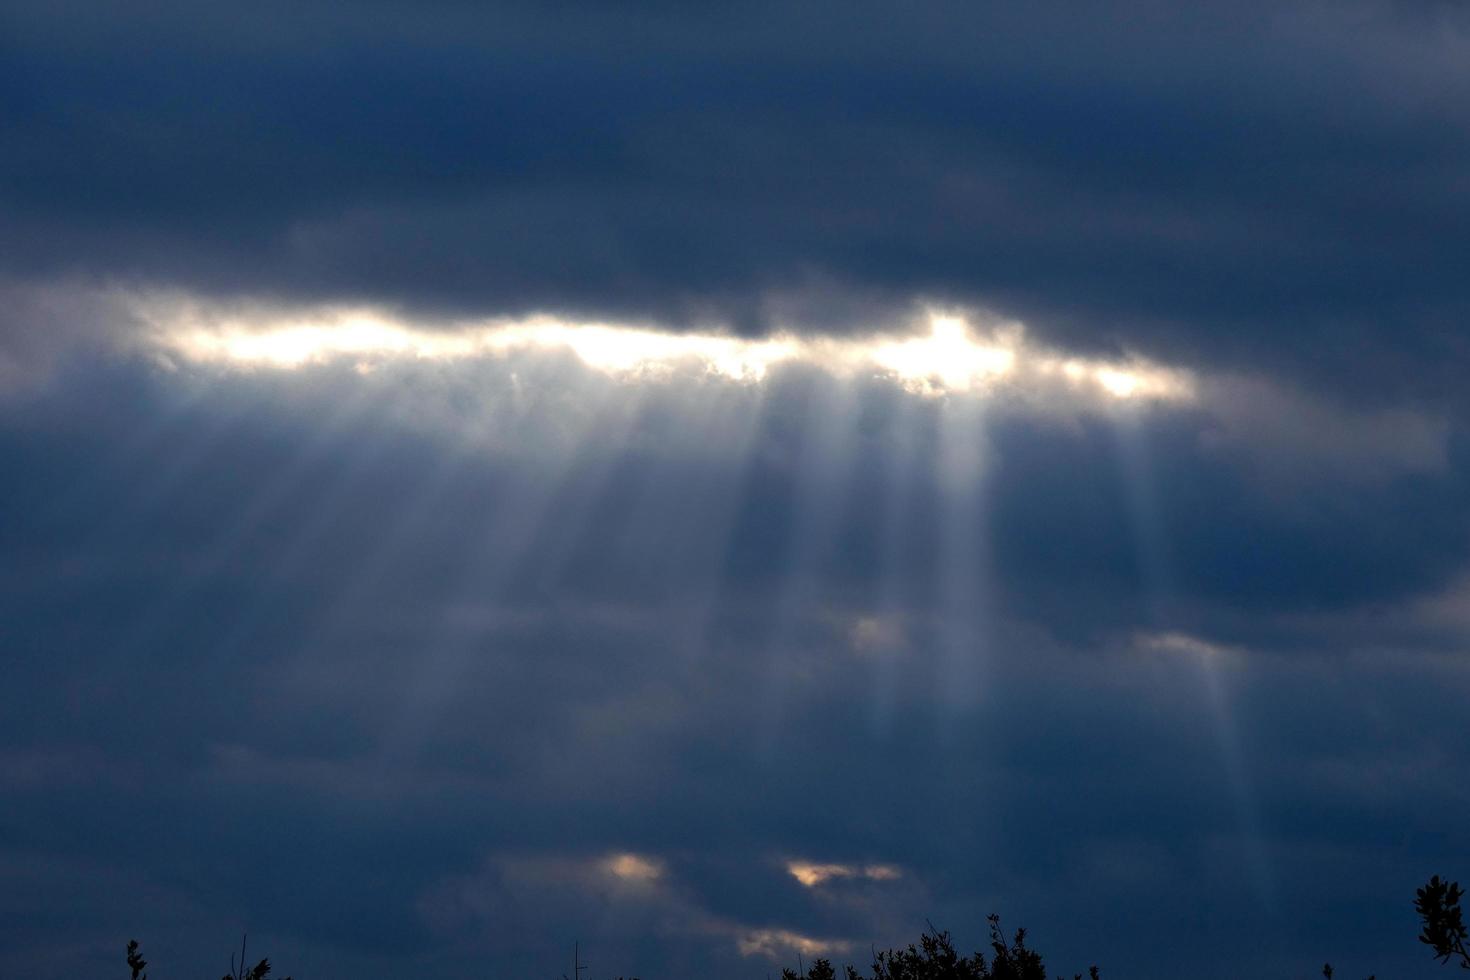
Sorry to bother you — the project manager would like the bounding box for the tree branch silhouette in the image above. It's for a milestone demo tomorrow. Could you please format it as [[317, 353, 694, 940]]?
[[1417, 876, 1470, 970]]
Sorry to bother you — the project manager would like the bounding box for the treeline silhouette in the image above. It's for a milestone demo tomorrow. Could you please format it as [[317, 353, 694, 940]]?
[[123, 875, 1470, 979], [778, 914, 1096, 980]]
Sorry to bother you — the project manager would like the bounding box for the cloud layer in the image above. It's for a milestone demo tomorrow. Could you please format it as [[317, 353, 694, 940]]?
[[6, 2, 1470, 396]]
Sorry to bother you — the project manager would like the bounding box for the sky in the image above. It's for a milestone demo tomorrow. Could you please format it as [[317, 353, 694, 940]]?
[[3, 2, 1470, 977]]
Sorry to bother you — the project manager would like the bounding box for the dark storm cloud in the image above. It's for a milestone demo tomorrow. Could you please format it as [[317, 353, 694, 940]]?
[[5, 1, 1470, 398]]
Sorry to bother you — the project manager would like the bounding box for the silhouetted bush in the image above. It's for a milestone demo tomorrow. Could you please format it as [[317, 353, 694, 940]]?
[[780, 915, 1097, 980]]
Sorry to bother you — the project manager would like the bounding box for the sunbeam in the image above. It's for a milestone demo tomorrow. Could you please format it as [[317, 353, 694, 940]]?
[[865, 388, 926, 738], [192, 373, 387, 674], [375, 370, 657, 763], [98, 386, 281, 685], [933, 393, 994, 732], [752, 370, 864, 751], [1164, 634, 1281, 917], [639, 377, 773, 664], [1111, 405, 1278, 915]]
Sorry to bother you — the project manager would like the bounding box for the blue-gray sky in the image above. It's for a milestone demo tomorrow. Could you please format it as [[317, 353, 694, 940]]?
[[4, 3, 1470, 978]]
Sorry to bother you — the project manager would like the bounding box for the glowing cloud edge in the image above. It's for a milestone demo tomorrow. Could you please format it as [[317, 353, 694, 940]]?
[[136, 296, 1195, 404]]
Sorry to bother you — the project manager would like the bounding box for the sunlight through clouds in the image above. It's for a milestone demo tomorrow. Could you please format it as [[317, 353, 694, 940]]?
[[866, 315, 1016, 394], [736, 928, 852, 960], [135, 294, 1196, 406], [601, 852, 665, 883], [786, 861, 904, 887]]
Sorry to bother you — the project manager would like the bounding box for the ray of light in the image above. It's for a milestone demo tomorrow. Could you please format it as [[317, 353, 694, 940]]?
[[192, 374, 389, 672], [1109, 406, 1278, 913], [564, 374, 757, 596], [374, 372, 657, 762], [191, 374, 378, 587], [507, 382, 663, 598], [285, 394, 517, 697], [1108, 405, 1174, 625], [99, 384, 282, 681], [752, 372, 864, 751], [1182, 636, 1278, 915], [865, 389, 926, 738], [932, 393, 995, 736], [629, 377, 774, 665]]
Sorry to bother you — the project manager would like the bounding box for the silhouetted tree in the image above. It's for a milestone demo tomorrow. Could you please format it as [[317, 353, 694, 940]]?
[[1417, 876, 1470, 970], [221, 934, 290, 980], [1328, 874, 1470, 978], [780, 917, 1097, 980], [126, 940, 148, 980]]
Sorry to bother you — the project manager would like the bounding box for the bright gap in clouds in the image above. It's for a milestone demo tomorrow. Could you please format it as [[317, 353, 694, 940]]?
[[786, 860, 903, 887], [140, 298, 1194, 403], [602, 852, 664, 883]]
